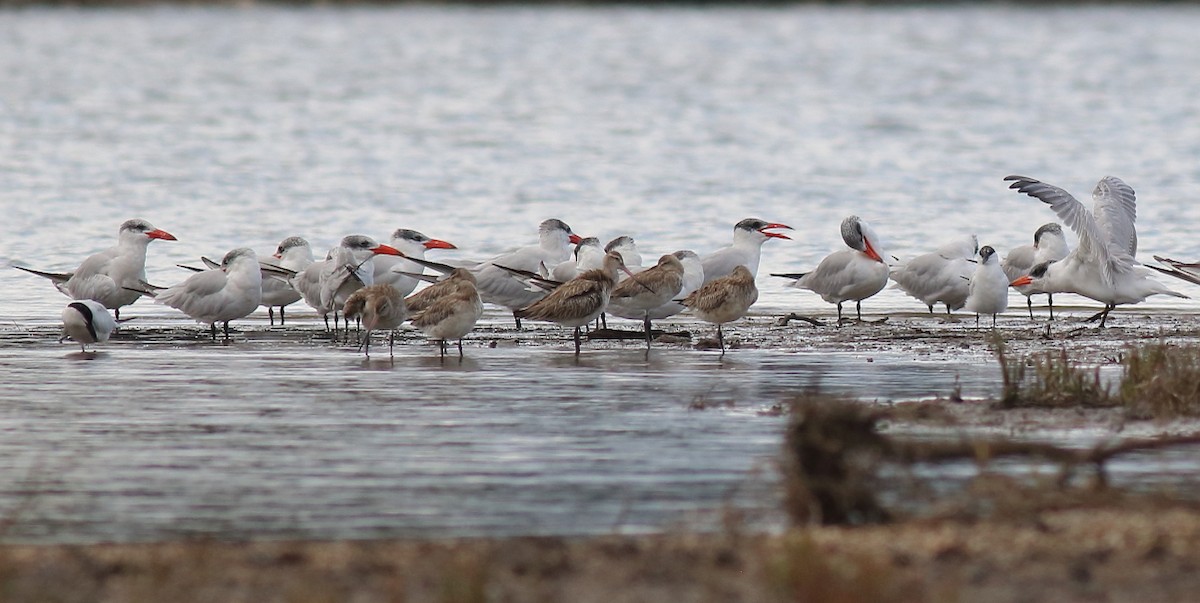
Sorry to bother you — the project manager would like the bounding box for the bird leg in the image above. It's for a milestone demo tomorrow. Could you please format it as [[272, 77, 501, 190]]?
[[574, 326, 582, 356], [857, 301, 864, 321], [389, 330, 395, 359], [457, 339, 464, 358], [209, 323, 217, 341], [1027, 297, 1034, 320], [1085, 304, 1114, 327], [513, 311, 523, 330], [717, 324, 725, 356], [643, 314, 653, 350], [279, 306, 286, 326], [223, 321, 231, 341], [268, 307, 276, 326], [1048, 294, 1055, 321]]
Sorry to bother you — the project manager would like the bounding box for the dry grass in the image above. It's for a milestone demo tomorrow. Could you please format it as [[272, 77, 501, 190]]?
[[1118, 343, 1200, 418], [995, 338, 1200, 418], [995, 336, 1115, 410], [780, 394, 890, 526]]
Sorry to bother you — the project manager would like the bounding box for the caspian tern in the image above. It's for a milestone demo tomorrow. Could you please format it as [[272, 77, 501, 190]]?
[[514, 250, 631, 356], [408, 269, 484, 358], [15, 219, 177, 320], [772, 215, 889, 322], [700, 218, 792, 283], [682, 264, 759, 355], [260, 236, 314, 325], [1005, 175, 1186, 327], [965, 246, 1010, 327], [308, 235, 404, 332], [343, 284, 408, 358], [60, 300, 117, 352], [146, 248, 264, 340], [401, 219, 583, 328], [1002, 223, 1070, 320], [373, 229, 457, 297], [608, 253, 686, 350], [890, 234, 978, 315]]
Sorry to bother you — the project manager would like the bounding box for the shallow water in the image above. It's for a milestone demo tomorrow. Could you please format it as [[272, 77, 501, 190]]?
[[3, 4, 1200, 543]]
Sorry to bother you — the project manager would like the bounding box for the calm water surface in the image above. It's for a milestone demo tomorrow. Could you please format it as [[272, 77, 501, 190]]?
[[3, 4, 1200, 543]]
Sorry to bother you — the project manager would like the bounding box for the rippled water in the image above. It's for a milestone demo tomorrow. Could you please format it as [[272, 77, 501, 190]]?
[[3, 4, 1200, 543]]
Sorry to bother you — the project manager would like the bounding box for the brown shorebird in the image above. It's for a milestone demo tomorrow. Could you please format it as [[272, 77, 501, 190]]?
[[608, 253, 685, 350], [514, 251, 630, 355], [406, 269, 484, 358], [343, 284, 408, 358], [682, 264, 758, 355]]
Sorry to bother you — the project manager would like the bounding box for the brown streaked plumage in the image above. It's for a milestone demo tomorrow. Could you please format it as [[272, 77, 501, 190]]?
[[404, 268, 476, 315], [408, 269, 483, 358], [609, 253, 685, 351], [343, 284, 408, 358], [515, 251, 629, 355], [682, 264, 758, 355]]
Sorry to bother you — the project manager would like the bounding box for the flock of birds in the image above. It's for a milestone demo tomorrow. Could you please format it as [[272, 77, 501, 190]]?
[[17, 174, 1200, 358]]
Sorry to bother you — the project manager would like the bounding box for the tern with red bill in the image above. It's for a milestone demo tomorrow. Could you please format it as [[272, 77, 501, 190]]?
[[700, 218, 792, 284], [318, 235, 405, 334], [15, 218, 177, 320], [772, 215, 889, 322], [514, 250, 632, 356], [1004, 175, 1185, 327], [60, 299, 117, 353], [373, 228, 457, 297], [1002, 223, 1070, 320]]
